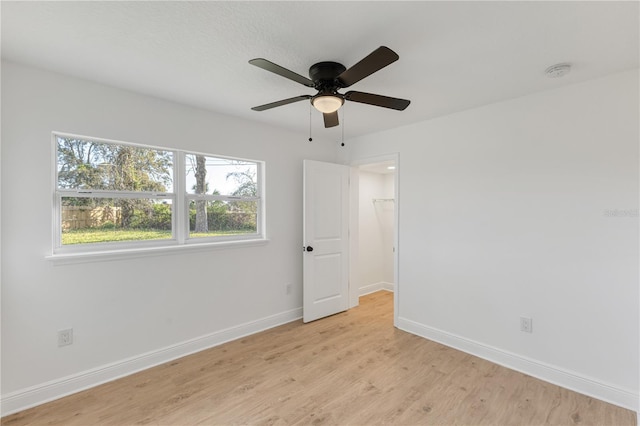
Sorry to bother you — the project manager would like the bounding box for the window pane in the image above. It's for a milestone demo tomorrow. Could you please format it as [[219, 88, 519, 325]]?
[[189, 200, 258, 238], [185, 154, 257, 196], [57, 136, 173, 192], [61, 197, 173, 245]]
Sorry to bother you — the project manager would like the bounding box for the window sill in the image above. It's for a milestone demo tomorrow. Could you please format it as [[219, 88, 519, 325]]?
[[46, 238, 270, 265]]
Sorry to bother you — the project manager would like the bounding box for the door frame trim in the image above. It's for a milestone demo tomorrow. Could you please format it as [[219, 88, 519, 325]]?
[[349, 153, 399, 327]]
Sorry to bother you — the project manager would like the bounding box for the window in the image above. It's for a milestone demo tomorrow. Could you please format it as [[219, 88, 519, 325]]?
[[53, 133, 263, 253], [185, 154, 260, 239]]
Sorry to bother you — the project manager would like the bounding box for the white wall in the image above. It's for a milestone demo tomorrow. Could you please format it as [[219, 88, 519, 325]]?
[[381, 173, 395, 285], [342, 70, 640, 410], [0, 61, 337, 414], [357, 171, 394, 295]]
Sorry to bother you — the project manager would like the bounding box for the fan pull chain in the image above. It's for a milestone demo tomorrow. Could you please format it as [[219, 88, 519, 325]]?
[[308, 103, 313, 142], [340, 105, 345, 147]]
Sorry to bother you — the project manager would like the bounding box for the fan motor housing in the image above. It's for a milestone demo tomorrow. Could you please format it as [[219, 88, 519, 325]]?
[[309, 62, 346, 88]]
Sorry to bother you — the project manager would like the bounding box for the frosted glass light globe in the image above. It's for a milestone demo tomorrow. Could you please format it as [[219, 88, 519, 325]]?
[[312, 95, 343, 113]]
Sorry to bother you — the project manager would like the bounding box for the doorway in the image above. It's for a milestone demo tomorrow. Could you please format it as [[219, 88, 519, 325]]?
[[349, 155, 399, 326]]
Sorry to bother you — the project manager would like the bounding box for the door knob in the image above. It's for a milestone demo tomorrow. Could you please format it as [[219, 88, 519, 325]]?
[[306, 246, 314, 252]]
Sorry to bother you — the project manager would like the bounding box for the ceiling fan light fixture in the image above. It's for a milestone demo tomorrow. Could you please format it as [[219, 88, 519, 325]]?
[[249, 47, 410, 128], [312, 95, 344, 113]]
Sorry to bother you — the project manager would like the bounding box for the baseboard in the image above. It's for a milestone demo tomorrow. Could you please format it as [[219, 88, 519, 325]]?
[[1, 307, 303, 417], [359, 282, 394, 296], [397, 317, 639, 412], [381, 282, 394, 292]]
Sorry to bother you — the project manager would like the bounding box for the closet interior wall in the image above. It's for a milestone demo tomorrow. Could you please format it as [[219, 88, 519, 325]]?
[[357, 168, 395, 296]]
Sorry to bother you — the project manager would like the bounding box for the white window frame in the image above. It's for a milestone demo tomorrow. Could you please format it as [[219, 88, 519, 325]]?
[[51, 132, 266, 257]]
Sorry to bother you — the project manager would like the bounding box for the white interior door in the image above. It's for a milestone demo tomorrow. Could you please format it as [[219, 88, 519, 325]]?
[[303, 160, 350, 323]]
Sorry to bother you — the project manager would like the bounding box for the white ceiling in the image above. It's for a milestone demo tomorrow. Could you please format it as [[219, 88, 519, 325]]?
[[2, 1, 638, 140]]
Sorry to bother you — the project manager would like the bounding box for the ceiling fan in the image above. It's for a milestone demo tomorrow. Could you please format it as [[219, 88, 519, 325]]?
[[249, 46, 411, 128]]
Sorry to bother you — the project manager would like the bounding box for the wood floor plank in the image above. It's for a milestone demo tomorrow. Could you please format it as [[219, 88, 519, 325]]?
[[2, 291, 636, 425]]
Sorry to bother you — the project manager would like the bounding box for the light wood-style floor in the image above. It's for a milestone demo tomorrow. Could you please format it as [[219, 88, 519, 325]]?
[[2, 291, 636, 425]]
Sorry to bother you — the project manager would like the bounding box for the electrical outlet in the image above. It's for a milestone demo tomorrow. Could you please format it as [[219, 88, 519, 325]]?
[[58, 328, 73, 347], [520, 317, 533, 333], [285, 284, 292, 295]]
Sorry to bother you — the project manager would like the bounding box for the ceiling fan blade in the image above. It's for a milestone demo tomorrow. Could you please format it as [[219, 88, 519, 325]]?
[[251, 95, 312, 111], [337, 46, 399, 88], [344, 91, 410, 111], [249, 58, 315, 87], [323, 111, 339, 128]]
